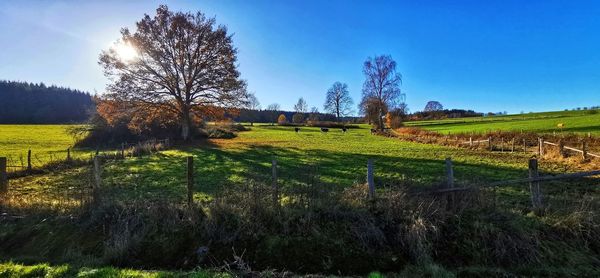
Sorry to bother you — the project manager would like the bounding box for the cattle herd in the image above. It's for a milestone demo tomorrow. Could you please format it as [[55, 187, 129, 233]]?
[[293, 127, 351, 133]]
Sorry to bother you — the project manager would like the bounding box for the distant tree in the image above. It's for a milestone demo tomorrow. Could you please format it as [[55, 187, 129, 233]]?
[[266, 103, 280, 111], [266, 103, 281, 125], [324, 82, 353, 120], [99, 5, 247, 140], [424, 101, 443, 112], [359, 55, 403, 130], [277, 114, 287, 125], [294, 97, 308, 113], [292, 113, 305, 124], [308, 106, 320, 121], [245, 93, 261, 126]]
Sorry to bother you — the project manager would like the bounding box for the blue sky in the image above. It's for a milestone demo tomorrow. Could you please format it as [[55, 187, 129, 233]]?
[[1, 0, 599, 114]]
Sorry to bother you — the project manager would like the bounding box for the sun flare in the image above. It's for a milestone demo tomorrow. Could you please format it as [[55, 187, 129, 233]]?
[[114, 42, 138, 62]]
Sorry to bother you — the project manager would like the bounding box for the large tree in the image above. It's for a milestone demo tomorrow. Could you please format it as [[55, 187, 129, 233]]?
[[324, 82, 353, 120], [359, 55, 403, 130], [99, 5, 247, 140]]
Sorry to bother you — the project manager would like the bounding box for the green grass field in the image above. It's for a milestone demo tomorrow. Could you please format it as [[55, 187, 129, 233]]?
[[405, 109, 600, 134], [6, 124, 589, 209], [0, 125, 91, 170], [2, 124, 600, 276]]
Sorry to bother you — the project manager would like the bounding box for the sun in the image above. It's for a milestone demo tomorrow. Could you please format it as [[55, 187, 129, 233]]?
[[114, 42, 138, 62]]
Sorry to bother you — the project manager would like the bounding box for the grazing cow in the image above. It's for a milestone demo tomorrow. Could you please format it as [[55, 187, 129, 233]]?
[[370, 128, 377, 134], [341, 127, 347, 133], [294, 127, 300, 133], [321, 127, 329, 133]]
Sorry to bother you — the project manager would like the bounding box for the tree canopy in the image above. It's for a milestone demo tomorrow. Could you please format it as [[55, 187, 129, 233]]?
[[324, 82, 353, 120], [99, 5, 247, 140], [0, 80, 93, 124], [359, 55, 403, 130]]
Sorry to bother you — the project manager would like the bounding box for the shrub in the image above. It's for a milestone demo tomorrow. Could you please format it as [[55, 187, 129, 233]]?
[[292, 113, 305, 124], [277, 114, 287, 125]]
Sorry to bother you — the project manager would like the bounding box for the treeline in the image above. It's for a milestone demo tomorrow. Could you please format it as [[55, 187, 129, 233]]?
[[233, 109, 361, 124], [0, 80, 94, 124], [409, 109, 482, 121]]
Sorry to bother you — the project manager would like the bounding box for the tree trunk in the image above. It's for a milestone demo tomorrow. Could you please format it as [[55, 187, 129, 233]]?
[[378, 108, 384, 131], [181, 109, 192, 141]]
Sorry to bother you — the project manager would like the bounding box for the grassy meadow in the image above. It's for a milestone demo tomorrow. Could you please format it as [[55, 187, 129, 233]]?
[[2, 124, 600, 276], [0, 125, 91, 170], [405, 109, 600, 134], [6, 124, 583, 206]]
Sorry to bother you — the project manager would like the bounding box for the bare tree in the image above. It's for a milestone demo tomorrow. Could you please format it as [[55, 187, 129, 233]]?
[[245, 93, 260, 126], [99, 5, 247, 140], [324, 82, 353, 120], [359, 55, 403, 130], [246, 93, 261, 110], [266, 103, 281, 125], [266, 103, 280, 111], [424, 101, 443, 112], [294, 97, 308, 113]]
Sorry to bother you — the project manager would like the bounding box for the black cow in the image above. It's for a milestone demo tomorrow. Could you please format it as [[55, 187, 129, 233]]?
[[294, 127, 300, 133], [370, 128, 377, 134], [321, 127, 329, 133], [341, 127, 347, 133]]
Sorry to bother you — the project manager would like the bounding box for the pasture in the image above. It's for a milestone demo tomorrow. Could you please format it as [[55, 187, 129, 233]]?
[[6, 124, 579, 205], [0, 125, 90, 169], [2, 124, 600, 276], [405, 109, 600, 134]]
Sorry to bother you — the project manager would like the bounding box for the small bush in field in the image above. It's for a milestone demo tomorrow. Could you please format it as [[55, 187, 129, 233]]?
[[277, 114, 287, 125]]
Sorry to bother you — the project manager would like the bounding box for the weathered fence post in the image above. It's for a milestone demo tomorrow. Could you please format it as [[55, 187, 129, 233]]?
[[367, 159, 375, 199], [0, 157, 7, 193], [272, 159, 279, 208], [27, 149, 32, 171], [582, 140, 588, 160], [121, 143, 125, 158], [187, 156, 194, 206], [488, 137, 492, 151], [558, 140, 566, 158], [469, 137, 473, 147], [538, 138, 544, 157], [511, 139, 515, 152], [93, 156, 102, 203], [500, 138, 504, 152], [445, 157, 454, 189], [528, 158, 543, 214], [67, 148, 71, 162]]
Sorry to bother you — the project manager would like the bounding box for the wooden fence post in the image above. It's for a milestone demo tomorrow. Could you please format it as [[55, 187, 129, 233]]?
[[528, 158, 542, 213], [367, 159, 375, 199], [469, 137, 473, 147], [0, 157, 7, 193], [27, 149, 32, 171], [121, 143, 125, 158], [558, 140, 566, 158], [272, 159, 279, 208], [67, 148, 71, 162], [511, 139, 515, 153], [582, 141, 588, 160], [187, 156, 194, 206], [523, 139, 526, 153], [93, 156, 102, 203], [445, 158, 454, 188], [488, 137, 492, 151], [538, 138, 544, 157], [500, 138, 504, 152]]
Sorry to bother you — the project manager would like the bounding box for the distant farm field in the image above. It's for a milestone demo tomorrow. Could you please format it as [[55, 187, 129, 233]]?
[[405, 109, 600, 134], [0, 125, 89, 168]]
